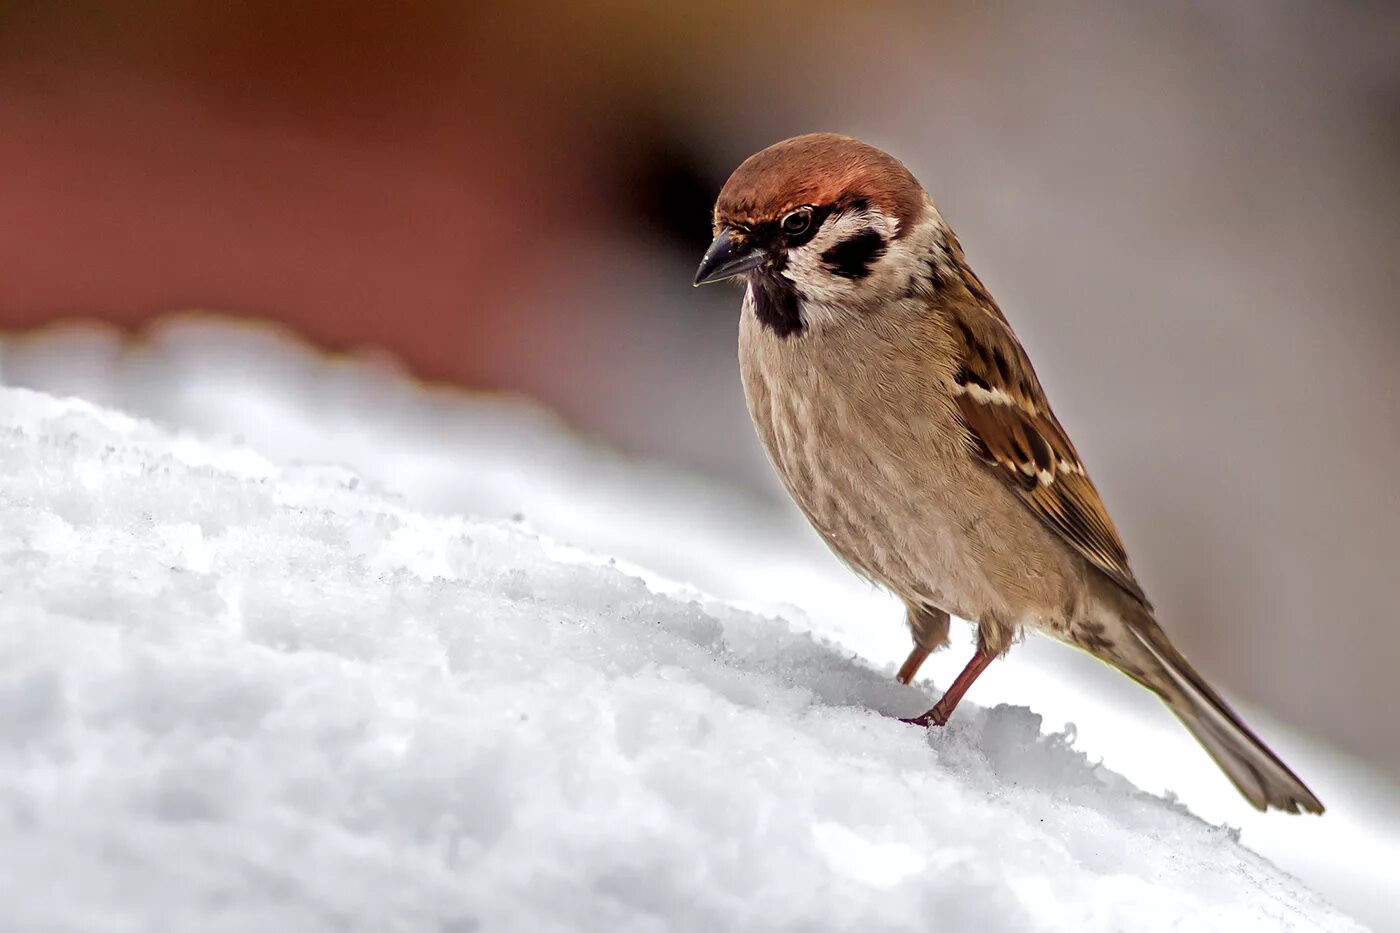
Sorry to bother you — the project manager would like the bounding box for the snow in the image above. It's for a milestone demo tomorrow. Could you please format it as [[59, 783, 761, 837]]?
[[1, 318, 1394, 932]]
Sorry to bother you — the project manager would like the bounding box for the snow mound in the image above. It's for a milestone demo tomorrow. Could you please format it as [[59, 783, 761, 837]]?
[[0, 387, 1364, 931]]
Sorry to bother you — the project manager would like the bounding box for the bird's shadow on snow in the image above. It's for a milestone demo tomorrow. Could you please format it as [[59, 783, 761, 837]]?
[[693, 597, 1192, 824], [435, 523, 1199, 830]]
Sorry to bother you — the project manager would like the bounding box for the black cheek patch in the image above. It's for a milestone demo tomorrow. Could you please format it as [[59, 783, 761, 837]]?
[[820, 230, 888, 279]]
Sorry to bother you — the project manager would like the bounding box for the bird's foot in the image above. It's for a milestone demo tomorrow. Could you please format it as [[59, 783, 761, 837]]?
[[899, 645, 996, 729], [899, 703, 952, 729]]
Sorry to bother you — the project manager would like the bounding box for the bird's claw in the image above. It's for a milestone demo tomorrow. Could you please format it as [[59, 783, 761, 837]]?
[[899, 707, 950, 729]]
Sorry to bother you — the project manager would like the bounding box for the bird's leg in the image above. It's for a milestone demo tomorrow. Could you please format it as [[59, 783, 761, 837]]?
[[896, 645, 931, 685], [901, 644, 996, 728], [897, 605, 950, 685]]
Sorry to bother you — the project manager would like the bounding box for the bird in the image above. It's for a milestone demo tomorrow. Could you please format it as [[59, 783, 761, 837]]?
[[693, 132, 1322, 814]]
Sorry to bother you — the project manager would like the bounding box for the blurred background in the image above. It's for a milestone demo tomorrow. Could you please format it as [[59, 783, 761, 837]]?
[[1, 0, 1398, 783]]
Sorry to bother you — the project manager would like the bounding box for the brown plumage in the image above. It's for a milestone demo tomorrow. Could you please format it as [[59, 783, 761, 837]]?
[[695, 132, 1322, 814], [717, 133, 926, 233], [947, 299, 1148, 605]]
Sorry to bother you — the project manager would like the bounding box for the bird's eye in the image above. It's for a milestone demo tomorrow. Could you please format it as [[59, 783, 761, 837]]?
[[781, 208, 813, 237]]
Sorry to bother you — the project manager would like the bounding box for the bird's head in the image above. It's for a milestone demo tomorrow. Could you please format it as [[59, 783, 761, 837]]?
[[694, 133, 936, 333]]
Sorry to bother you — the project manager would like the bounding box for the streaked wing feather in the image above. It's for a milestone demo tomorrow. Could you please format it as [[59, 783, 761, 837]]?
[[948, 304, 1149, 607]]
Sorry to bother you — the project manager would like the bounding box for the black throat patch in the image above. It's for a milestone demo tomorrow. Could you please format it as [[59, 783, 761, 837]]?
[[748, 268, 805, 338]]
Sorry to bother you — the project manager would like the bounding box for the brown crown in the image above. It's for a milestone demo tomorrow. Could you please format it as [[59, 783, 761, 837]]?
[[714, 133, 926, 235]]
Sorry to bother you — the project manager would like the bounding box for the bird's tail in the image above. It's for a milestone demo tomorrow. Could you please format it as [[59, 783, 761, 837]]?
[[1102, 609, 1323, 814]]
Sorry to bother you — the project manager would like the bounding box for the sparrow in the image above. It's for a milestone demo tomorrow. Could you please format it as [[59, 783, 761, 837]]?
[[694, 133, 1322, 814]]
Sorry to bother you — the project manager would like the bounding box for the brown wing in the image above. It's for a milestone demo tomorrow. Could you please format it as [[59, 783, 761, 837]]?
[[946, 302, 1150, 608]]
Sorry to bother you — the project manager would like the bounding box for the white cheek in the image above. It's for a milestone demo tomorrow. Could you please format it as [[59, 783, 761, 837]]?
[[783, 208, 897, 306], [784, 207, 901, 308]]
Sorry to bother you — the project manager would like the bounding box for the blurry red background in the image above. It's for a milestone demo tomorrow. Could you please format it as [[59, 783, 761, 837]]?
[[2, 2, 608, 382]]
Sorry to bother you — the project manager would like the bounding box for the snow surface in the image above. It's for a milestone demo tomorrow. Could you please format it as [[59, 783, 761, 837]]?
[[1, 319, 1394, 932]]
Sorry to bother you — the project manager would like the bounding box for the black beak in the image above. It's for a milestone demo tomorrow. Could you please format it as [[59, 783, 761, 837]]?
[[693, 228, 766, 286]]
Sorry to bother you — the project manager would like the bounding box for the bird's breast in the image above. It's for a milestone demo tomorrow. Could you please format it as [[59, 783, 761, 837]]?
[[736, 294, 992, 611]]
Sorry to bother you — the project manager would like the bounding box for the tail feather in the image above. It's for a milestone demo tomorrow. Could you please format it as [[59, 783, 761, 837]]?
[[1117, 615, 1324, 814]]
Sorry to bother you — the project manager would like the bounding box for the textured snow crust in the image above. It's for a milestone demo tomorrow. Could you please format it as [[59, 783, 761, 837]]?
[[0, 382, 1371, 933]]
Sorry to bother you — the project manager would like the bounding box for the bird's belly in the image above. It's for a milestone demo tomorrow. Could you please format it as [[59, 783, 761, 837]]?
[[739, 332, 1088, 636], [744, 358, 999, 619]]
